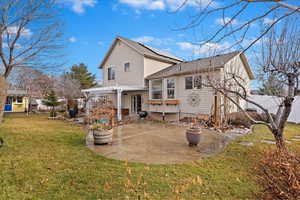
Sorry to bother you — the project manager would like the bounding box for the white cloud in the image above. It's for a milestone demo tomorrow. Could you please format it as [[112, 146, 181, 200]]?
[[166, 0, 218, 11], [215, 17, 239, 26], [118, 0, 217, 11], [5, 26, 32, 37], [132, 35, 173, 46], [3, 42, 22, 49], [69, 36, 77, 43], [133, 36, 155, 43], [263, 17, 277, 25], [177, 41, 233, 56], [119, 0, 165, 10], [176, 42, 195, 50], [57, 0, 97, 14], [97, 41, 104, 46]]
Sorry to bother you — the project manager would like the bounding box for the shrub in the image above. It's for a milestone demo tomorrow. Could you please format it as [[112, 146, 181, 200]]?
[[0, 137, 3, 148], [256, 150, 300, 200]]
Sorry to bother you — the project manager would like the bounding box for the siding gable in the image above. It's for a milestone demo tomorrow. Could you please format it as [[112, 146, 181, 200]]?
[[102, 40, 145, 87]]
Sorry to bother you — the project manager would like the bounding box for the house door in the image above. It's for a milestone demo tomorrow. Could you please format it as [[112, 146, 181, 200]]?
[[131, 95, 142, 114], [4, 96, 13, 112]]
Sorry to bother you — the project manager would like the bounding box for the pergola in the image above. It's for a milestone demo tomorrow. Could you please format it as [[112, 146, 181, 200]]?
[[82, 86, 147, 121]]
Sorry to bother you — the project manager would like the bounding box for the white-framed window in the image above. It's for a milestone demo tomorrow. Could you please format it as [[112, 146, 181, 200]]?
[[167, 78, 175, 99], [185, 76, 193, 90], [108, 67, 115, 80], [124, 62, 130, 72], [16, 96, 23, 104], [185, 75, 202, 90], [194, 75, 202, 89], [151, 79, 163, 99]]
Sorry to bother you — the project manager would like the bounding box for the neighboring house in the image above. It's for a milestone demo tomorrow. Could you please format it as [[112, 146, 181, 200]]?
[[35, 98, 67, 111], [83, 36, 254, 122], [4, 90, 29, 113]]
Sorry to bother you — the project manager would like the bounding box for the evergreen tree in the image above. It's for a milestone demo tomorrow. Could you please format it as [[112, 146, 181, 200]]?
[[68, 63, 96, 89], [42, 91, 60, 117]]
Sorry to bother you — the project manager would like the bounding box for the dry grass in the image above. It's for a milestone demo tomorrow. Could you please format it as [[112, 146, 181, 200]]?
[[256, 149, 300, 200], [0, 114, 300, 199]]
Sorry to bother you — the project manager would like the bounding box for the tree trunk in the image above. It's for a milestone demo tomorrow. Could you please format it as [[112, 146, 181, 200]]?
[[274, 132, 288, 153], [271, 75, 295, 153], [0, 75, 7, 123]]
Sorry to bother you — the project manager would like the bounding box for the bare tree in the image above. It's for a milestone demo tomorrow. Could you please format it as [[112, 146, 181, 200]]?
[[13, 68, 55, 114], [207, 20, 300, 152], [174, 0, 299, 52], [172, 1, 300, 152], [54, 73, 81, 101], [0, 0, 64, 122]]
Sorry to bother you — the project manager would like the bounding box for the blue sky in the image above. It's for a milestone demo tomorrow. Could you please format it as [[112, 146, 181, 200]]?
[[56, 0, 298, 81]]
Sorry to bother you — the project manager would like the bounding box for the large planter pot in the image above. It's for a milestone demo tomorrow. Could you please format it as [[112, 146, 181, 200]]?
[[186, 128, 201, 146], [139, 111, 148, 119], [93, 130, 113, 145]]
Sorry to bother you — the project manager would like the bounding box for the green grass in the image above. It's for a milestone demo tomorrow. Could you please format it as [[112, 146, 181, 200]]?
[[0, 114, 299, 200]]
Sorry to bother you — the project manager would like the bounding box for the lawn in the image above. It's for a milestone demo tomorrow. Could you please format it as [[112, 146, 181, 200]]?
[[0, 114, 299, 200]]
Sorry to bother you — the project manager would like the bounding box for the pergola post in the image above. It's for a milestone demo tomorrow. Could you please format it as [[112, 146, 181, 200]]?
[[117, 89, 122, 121]]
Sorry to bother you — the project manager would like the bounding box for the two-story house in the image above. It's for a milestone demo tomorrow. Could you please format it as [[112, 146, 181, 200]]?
[[83, 36, 254, 122], [82, 36, 182, 121]]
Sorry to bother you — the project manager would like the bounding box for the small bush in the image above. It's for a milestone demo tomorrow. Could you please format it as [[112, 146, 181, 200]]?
[[256, 150, 300, 200]]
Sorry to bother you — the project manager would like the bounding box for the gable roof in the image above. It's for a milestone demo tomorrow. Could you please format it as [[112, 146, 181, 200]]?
[[147, 51, 254, 80], [99, 36, 183, 69], [7, 89, 27, 96]]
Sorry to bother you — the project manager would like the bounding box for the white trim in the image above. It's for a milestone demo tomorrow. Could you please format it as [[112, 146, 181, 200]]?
[[184, 74, 203, 90], [124, 61, 130, 72], [82, 86, 147, 93], [166, 78, 176, 100], [150, 79, 163, 100], [117, 89, 122, 121], [107, 67, 116, 81]]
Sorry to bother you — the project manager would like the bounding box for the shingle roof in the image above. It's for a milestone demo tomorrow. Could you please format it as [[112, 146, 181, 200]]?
[[119, 36, 183, 62], [7, 90, 27, 96], [146, 51, 241, 79], [99, 36, 183, 69]]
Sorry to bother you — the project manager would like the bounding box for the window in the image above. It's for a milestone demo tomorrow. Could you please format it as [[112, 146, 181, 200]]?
[[185, 77, 193, 90], [151, 79, 163, 99], [185, 75, 202, 90], [167, 79, 175, 99], [194, 75, 202, 89], [108, 67, 115, 80], [6, 97, 13, 104], [16, 96, 23, 104], [124, 62, 130, 72]]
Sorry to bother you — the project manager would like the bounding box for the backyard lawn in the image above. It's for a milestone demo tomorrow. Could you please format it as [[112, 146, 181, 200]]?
[[0, 114, 299, 200]]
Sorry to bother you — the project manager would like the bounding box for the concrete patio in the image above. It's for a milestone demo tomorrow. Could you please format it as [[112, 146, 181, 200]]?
[[86, 121, 231, 164]]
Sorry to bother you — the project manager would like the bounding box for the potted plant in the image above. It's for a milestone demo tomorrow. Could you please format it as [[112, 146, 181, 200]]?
[[186, 122, 202, 146], [138, 111, 148, 119], [90, 123, 113, 145]]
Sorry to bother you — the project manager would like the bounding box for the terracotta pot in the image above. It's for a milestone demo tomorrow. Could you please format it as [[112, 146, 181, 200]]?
[[93, 130, 112, 145], [186, 128, 201, 146]]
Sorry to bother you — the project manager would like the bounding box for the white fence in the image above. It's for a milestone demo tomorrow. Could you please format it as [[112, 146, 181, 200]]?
[[246, 95, 300, 124], [35, 98, 84, 111]]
